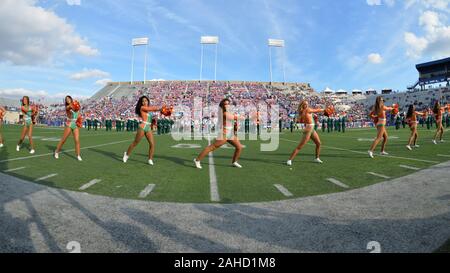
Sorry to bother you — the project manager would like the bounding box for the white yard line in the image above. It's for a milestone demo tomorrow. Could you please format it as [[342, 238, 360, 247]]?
[[280, 138, 439, 164], [79, 179, 102, 191], [139, 184, 156, 198], [274, 184, 294, 197], [367, 172, 391, 179], [2, 167, 26, 173], [399, 165, 420, 171], [35, 173, 58, 182], [0, 139, 131, 163], [437, 154, 450, 158], [208, 138, 220, 202], [326, 178, 350, 189]]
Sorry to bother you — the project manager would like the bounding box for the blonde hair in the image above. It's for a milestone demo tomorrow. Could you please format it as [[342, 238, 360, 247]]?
[[298, 100, 308, 113]]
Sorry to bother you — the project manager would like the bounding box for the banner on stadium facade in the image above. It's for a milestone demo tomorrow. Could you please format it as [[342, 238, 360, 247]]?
[[268, 39, 285, 47], [132, 37, 149, 46], [200, 36, 219, 44]]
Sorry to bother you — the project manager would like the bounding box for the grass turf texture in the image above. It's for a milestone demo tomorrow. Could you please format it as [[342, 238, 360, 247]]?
[[0, 124, 449, 204]]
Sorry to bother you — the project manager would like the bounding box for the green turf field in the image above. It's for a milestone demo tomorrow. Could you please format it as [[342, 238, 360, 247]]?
[[0, 124, 449, 203]]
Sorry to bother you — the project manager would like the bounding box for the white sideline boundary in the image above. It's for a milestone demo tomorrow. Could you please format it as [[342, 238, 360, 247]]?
[[0, 139, 131, 163], [208, 138, 220, 202], [3, 167, 26, 173]]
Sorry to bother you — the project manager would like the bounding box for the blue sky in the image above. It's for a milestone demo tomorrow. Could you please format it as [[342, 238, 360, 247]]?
[[0, 0, 449, 101]]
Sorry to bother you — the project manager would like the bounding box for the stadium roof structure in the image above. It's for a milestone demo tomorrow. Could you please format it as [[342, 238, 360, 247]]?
[[409, 57, 450, 89], [323, 87, 334, 93], [416, 57, 450, 69]]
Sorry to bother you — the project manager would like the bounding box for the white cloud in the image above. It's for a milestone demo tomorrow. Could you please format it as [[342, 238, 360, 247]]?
[[419, 10, 441, 32], [0, 88, 89, 101], [66, 0, 81, 6], [0, 0, 98, 65], [0, 88, 49, 99], [95, 78, 112, 86], [404, 0, 449, 11], [70, 69, 110, 80], [404, 32, 428, 58], [404, 10, 450, 59], [368, 53, 383, 64], [367, 0, 382, 5], [367, 0, 395, 6], [384, 0, 396, 7]]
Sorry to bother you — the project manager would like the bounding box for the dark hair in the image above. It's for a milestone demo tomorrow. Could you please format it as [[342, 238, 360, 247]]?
[[406, 105, 414, 119], [433, 101, 440, 115], [135, 96, 149, 116], [65, 95, 73, 107], [374, 96, 383, 115], [219, 98, 231, 113], [22, 96, 30, 106]]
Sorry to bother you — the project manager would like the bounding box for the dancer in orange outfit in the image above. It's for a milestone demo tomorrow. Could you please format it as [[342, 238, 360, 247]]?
[[432, 101, 449, 144], [286, 100, 329, 166], [405, 104, 425, 150], [123, 96, 169, 165], [194, 98, 244, 169], [54, 96, 83, 161], [368, 96, 395, 158], [0, 105, 5, 148], [17, 96, 37, 154]]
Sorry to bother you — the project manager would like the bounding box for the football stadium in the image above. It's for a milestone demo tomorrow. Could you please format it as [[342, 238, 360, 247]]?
[[0, 0, 450, 263]]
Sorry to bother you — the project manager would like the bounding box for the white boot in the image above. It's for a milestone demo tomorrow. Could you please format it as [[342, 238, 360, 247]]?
[[232, 162, 242, 168], [314, 158, 323, 164], [123, 152, 129, 163], [194, 159, 202, 169]]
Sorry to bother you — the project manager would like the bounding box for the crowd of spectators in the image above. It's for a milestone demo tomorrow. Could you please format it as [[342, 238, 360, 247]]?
[[30, 81, 449, 129]]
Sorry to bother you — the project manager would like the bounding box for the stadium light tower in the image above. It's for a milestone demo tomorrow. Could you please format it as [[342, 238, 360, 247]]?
[[130, 37, 149, 84], [268, 39, 286, 83], [200, 36, 219, 81]]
